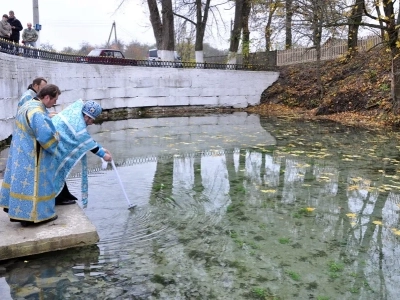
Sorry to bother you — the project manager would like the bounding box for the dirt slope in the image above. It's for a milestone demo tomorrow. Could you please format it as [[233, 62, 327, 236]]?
[[246, 47, 399, 128]]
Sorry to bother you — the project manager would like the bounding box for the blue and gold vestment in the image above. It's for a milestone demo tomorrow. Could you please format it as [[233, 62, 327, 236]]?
[[0, 100, 59, 222], [52, 100, 106, 207]]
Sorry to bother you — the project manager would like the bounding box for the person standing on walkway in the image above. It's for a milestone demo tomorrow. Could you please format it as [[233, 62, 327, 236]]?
[[0, 14, 11, 40], [17, 77, 48, 110], [0, 84, 61, 227], [7, 11, 22, 44], [51, 100, 112, 207], [22, 22, 38, 47]]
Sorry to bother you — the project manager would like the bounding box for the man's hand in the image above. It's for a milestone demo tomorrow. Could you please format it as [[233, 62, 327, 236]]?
[[102, 148, 112, 161], [103, 153, 112, 162]]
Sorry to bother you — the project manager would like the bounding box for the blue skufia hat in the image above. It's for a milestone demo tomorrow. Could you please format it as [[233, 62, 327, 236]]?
[[82, 100, 102, 119]]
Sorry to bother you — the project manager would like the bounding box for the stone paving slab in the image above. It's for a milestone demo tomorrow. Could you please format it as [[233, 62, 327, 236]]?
[[0, 180, 99, 261]]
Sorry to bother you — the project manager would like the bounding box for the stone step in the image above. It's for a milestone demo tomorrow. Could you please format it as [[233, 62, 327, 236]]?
[[0, 179, 99, 261]]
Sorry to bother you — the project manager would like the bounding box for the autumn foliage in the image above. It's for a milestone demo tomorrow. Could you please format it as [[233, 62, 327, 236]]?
[[247, 47, 400, 128]]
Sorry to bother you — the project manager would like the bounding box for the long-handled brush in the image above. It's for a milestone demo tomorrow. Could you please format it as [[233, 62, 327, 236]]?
[[103, 159, 136, 210]]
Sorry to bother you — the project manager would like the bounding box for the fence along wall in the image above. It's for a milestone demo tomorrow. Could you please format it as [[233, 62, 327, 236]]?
[[276, 35, 381, 66], [205, 35, 382, 66]]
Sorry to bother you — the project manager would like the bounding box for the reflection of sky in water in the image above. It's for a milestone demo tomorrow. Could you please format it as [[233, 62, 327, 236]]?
[[2, 115, 400, 299]]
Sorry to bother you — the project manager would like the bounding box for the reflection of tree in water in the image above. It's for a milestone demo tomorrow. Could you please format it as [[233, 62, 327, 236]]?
[[267, 139, 400, 297], [4, 116, 400, 298]]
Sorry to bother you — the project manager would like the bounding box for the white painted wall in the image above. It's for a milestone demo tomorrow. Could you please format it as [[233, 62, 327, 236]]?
[[0, 52, 279, 141]]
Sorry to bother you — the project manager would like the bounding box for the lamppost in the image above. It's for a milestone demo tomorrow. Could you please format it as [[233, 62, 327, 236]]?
[[32, 0, 40, 47]]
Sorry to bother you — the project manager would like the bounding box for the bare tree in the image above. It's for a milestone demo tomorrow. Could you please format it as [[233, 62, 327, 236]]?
[[294, 0, 338, 98], [173, 0, 227, 63], [285, 0, 293, 49], [241, 0, 252, 64], [350, 0, 400, 110], [115, 0, 175, 60], [148, 0, 175, 60], [39, 42, 56, 52], [250, 0, 285, 67], [263, 1, 281, 51], [347, 0, 363, 55]]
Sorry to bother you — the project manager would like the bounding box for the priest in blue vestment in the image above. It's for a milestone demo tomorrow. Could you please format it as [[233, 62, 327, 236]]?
[[52, 100, 112, 207], [0, 84, 61, 226], [17, 77, 48, 110]]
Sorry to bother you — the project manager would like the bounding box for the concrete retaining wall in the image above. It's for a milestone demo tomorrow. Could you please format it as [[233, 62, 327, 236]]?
[[0, 52, 279, 141]]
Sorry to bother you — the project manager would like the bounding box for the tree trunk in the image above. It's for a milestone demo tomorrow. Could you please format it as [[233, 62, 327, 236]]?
[[161, 0, 175, 60], [242, 0, 251, 65], [194, 0, 211, 63], [265, 4, 277, 51], [347, 0, 363, 55], [264, 2, 278, 65], [228, 0, 244, 64], [147, 0, 163, 49], [314, 4, 323, 99], [265, 26, 272, 52], [392, 57, 400, 112], [382, 0, 400, 110], [147, 0, 175, 60], [285, 0, 293, 49]]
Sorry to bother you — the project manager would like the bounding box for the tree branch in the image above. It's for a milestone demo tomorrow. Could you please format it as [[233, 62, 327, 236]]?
[[173, 12, 197, 26]]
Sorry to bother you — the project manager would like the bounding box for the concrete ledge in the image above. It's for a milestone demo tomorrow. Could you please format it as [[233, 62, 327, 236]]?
[[0, 180, 99, 261]]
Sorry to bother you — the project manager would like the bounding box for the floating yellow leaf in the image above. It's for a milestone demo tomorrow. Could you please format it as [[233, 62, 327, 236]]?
[[347, 185, 359, 191], [261, 189, 276, 193], [322, 172, 335, 176], [394, 230, 400, 236], [346, 213, 357, 218], [372, 221, 383, 225], [350, 222, 356, 226], [306, 207, 315, 212], [351, 177, 363, 182]]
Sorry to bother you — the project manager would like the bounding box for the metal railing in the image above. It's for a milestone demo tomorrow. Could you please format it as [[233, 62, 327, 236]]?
[[0, 39, 271, 71], [276, 35, 382, 66], [205, 35, 383, 67]]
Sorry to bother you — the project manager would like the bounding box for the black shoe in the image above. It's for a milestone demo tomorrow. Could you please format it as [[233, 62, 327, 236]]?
[[10, 218, 34, 226], [55, 198, 76, 205], [22, 215, 58, 227], [3, 208, 9, 213], [39, 215, 58, 224], [20, 220, 33, 227], [11, 215, 58, 227]]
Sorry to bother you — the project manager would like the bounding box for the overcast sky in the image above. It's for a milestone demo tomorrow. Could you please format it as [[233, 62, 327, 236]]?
[[11, 0, 159, 50], [10, 0, 232, 51]]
